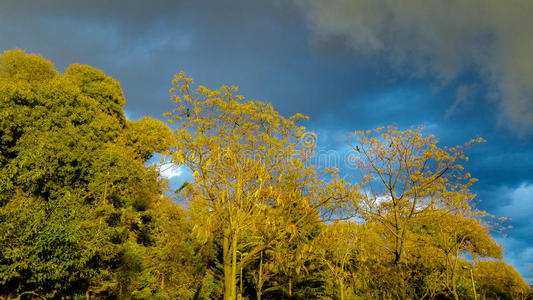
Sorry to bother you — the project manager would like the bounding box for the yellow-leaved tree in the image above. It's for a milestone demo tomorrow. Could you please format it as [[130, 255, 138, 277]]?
[[474, 260, 532, 300], [350, 126, 484, 298], [314, 221, 362, 300], [414, 210, 502, 300], [165, 72, 354, 299]]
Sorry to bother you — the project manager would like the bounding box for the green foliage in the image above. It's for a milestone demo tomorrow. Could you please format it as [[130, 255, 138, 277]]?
[[0, 49, 173, 299], [0, 192, 97, 298], [65, 63, 126, 124]]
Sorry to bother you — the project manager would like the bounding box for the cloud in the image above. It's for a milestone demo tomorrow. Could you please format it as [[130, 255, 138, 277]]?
[[496, 236, 533, 281], [0, 0, 531, 279], [295, 0, 533, 134], [445, 84, 479, 119], [159, 163, 184, 180], [497, 182, 533, 226], [0, 0, 320, 119], [492, 182, 533, 278]]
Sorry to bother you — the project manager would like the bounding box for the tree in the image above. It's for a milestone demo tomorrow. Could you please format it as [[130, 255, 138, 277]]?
[[474, 260, 532, 300], [314, 221, 361, 300], [166, 72, 353, 299], [0, 191, 99, 299], [351, 126, 484, 298], [142, 196, 211, 299], [0, 50, 172, 298], [256, 217, 322, 299], [1, 49, 521, 299], [413, 210, 502, 299]]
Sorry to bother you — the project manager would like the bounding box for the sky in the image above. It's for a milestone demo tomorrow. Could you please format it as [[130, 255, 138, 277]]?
[[1, 0, 532, 279]]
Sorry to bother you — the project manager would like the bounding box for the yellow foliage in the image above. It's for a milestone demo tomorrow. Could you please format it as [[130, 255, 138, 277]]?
[[351, 126, 485, 266], [165, 72, 355, 300]]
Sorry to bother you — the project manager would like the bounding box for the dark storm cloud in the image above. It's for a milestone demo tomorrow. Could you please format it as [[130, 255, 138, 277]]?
[[296, 0, 533, 135], [289, 4, 533, 274], [0, 0, 301, 116], [0, 0, 186, 118], [0, 0, 389, 120], [0, 0, 177, 23], [1, 0, 531, 278]]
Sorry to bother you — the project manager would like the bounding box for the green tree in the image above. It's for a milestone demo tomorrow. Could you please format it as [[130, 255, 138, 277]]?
[[142, 195, 214, 299], [0, 50, 172, 298], [0, 191, 98, 298]]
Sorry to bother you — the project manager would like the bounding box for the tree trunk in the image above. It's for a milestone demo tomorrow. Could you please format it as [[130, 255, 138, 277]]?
[[288, 277, 292, 297], [223, 228, 238, 300], [231, 230, 238, 300], [451, 278, 459, 300], [391, 263, 407, 300], [223, 230, 234, 300], [339, 279, 344, 300], [256, 251, 264, 300], [452, 291, 459, 300]]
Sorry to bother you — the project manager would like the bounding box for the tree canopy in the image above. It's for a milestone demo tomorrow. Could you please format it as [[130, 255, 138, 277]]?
[[0, 50, 530, 300], [0, 50, 172, 299]]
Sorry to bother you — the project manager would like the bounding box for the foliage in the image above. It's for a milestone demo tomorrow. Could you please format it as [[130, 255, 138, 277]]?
[[0, 50, 172, 299], [0, 192, 97, 298], [0, 50, 528, 299], [165, 71, 355, 300], [475, 261, 532, 300]]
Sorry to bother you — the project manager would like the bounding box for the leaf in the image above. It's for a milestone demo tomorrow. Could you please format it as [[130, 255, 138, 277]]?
[[176, 181, 189, 193]]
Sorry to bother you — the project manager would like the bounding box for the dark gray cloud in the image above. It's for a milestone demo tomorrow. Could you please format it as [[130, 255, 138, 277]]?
[[1, 0, 531, 279], [0, 0, 312, 117], [296, 0, 533, 135]]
